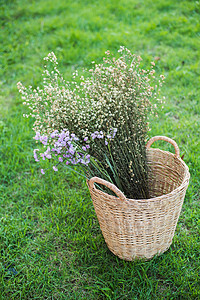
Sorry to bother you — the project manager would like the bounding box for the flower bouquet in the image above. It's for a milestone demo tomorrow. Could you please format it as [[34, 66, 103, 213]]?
[[18, 47, 165, 200]]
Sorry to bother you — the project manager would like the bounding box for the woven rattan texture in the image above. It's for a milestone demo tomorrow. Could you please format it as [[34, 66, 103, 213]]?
[[87, 148, 190, 261]]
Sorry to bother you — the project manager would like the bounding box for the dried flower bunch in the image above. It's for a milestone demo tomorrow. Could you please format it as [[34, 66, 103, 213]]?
[[18, 47, 165, 199]]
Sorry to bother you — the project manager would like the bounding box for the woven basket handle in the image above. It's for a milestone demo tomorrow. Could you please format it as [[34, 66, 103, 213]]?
[[146, 136, 180, 158], [88, 177, 127, 201]]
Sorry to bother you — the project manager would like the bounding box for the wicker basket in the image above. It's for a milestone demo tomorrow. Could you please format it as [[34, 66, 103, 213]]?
[[87, 136, 190, 261]]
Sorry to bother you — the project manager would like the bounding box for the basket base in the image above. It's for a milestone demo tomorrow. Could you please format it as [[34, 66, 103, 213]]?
[[106, 241, 172, 261]]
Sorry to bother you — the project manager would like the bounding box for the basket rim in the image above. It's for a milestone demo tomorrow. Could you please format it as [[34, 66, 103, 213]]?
[[88, 148, 190, 203]]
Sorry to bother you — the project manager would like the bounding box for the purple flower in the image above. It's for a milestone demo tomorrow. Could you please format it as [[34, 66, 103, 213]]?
[[81, 159, 89, 165], [44, 146, 51, 159], [105, 140, 108, 145], [86, 144, 90, 149], [33, 149, 40, 162], [70, 158, 77, 165], [112, 128, 117, 138], [68, 146, 75, 155], [34, 132, 41, 141], [41, 169, 45, 174], [91, 130, 103, 139], [60, 141, 66, 147], [84, 137, 88, 142], [40, 153, 46, 160], [71, 133, 75, 139], [82, 146, 87, 151], [50, 130, 58, 138], [71, 133, 79, 141], [84, 154, 90, 165], [59, 157, 63, 162], [53, 166, 58, 171], [67, 141, 72, 147], [55, 148, 61, 154], [66, 161, 69, 165], [97, 132, 104, 138], [91, 133, 97, 139], [40, 135, 48, 145], [59, 131, 66, 140]]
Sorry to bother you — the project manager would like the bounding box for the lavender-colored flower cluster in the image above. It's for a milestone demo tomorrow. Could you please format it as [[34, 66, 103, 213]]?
[[33, 130, 90, 174], [90, 128, 117, 145], [33, 128, 117, 174]]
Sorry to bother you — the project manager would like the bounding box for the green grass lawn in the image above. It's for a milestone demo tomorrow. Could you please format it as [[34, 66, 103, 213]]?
[[1, 0, 200, 299]]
